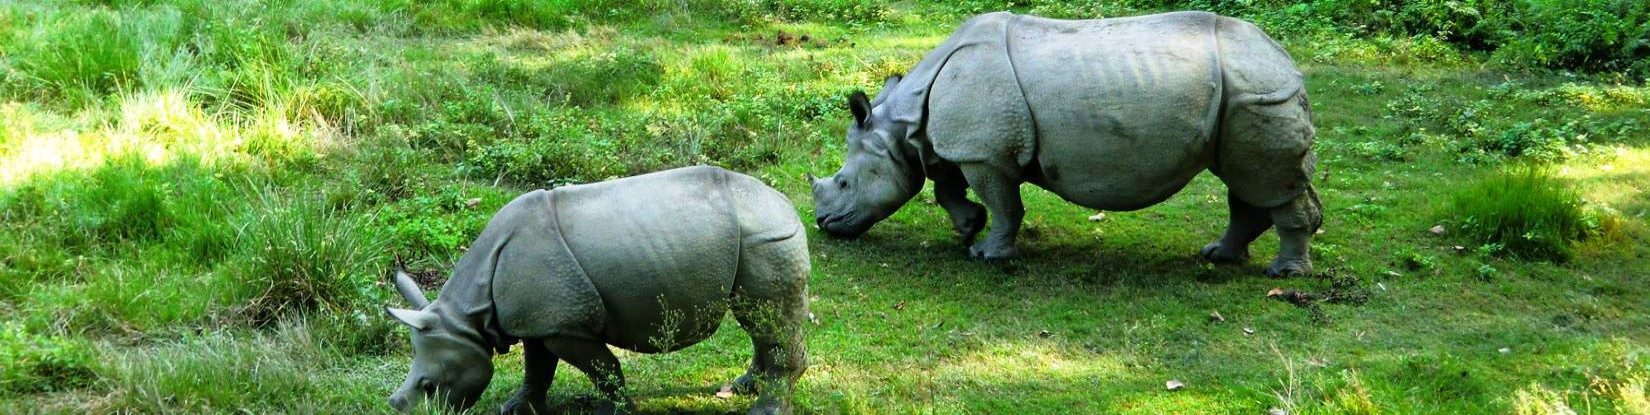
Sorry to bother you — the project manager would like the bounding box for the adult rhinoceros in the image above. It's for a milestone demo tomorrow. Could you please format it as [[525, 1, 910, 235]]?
[[811, 11, 1323, 276], [384, 166, 809, 415]]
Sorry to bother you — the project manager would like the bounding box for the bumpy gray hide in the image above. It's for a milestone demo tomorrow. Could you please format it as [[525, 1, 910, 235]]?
[[388, 166, 810, 415], [813, 11, 1322, 276]]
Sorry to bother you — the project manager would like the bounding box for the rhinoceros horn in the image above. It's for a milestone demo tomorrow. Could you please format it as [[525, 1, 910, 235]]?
[[393, 267, 430, 309]]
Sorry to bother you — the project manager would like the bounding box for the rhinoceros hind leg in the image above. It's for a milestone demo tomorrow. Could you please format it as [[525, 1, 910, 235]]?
[[959, 163, 1024, 261], [544, 339, 632, 415], [731, 232, 809, 415], [1202, 190, 1275, 264], [1263, 185, 1322, 277], [500, 340, 558, 415]]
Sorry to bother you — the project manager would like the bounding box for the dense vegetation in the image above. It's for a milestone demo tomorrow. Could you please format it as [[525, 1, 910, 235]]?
[[1, 0, 1647, 413]]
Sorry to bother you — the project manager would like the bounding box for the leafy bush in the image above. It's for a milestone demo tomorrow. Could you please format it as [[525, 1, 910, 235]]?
[[1447, 166, 1597, 261]]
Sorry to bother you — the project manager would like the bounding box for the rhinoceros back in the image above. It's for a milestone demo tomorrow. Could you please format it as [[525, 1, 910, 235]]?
[[547, 166, 742, 352]]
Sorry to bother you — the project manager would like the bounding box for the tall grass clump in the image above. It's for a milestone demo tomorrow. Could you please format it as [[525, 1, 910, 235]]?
[[10, 8, 143, 97], [1448, 166, 1596, 261], [235, 191, 388, 324]]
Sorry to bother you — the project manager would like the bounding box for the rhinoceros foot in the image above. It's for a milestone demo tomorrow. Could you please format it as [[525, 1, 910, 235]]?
[[593, 399, 636, 415], [967, 241, 1019, 262], [747, 401, 793, 415], [499, 394, 549, 415], [1200, 241, 1251, 263], [1264, 258, 1312, 277], [726, 373, 759, 395], [950, 202, 987, 244]]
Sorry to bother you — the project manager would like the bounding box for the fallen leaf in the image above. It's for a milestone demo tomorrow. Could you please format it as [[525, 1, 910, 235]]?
[[1209, 311, 1225, 323], [1243, 327, 1255, 335], [1088, 211, 1106, 222], [808, 312, 819, 325], [1429, 225, 1446, 235], [1498, 347, 1511, 354], [1038, 329, 1051, 338], [1165, 380, 1185, 391], [893, 301, 905, 311], [464, 198, 481, 208], [1315, 228, 1326, 235], [1267, 288, 1285, 297], [1269, 408, 1288, 415], [715, 384, 735, 399]]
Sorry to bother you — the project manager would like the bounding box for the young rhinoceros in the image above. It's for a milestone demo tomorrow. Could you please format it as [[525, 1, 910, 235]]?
[[811, 11, 1323, 276], [384, 166, 810, 415]]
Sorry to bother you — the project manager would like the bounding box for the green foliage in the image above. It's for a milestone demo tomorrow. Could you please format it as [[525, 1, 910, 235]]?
[[1448, 166, 1597, 261], [0, 323, 96, 394], [1492, 0, 1650, 76]]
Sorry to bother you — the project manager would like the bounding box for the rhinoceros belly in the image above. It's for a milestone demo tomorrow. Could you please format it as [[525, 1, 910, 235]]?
[[553, 167, 741, 353], [1010, 12, 1221, 210]]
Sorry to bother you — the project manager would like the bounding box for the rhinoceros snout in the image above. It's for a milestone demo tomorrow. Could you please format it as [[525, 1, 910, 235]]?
[[387, 395, 410, 413]]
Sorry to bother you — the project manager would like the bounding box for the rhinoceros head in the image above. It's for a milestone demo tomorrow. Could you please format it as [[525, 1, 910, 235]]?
[[385, 269, 493, 413], [812, 76, 927, 237]]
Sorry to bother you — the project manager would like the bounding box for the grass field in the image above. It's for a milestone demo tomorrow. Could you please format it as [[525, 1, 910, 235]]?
[[2, 0, 1648, 413]]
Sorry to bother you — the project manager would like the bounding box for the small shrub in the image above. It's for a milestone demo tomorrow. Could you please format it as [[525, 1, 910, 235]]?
[[1448, 166, 1596, 261], [235, 191, 388, 324], [0, 322, 97, 394]]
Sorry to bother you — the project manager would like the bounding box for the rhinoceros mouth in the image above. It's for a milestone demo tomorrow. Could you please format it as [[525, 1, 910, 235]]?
[[816, 212, 868, 238]]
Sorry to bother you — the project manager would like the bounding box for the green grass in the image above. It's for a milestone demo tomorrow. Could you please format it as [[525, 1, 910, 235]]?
[[2, 0, 1649, 413]]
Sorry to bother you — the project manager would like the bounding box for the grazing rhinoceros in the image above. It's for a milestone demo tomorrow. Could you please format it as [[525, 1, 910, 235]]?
[[384, 166, 810, 415], [810, 11, 1323, 276]]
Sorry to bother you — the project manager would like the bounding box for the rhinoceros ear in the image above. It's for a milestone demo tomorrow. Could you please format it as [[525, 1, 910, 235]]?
[[871, 75, 902, 106], [393, 267, 430, 309], [386, 307, 436, 332], [848, 91, 872, 129]]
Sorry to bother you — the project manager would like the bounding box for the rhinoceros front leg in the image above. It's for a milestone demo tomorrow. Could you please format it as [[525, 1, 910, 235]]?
[[546, 339, 632, 415], [500, 340, 558, 415], [1201, 191, 1274, 264], [959, 163, 1024, 261], [931, 168, 987, 244], [1265, 185, 1323, 277]]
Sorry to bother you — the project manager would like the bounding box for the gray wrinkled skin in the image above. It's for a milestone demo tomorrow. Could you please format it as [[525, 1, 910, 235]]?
[[813, 11, 1324, 276], [388, 166, 810, 415]]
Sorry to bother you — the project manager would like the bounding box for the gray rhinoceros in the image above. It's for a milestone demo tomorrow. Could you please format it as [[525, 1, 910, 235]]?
[[811, 11, 1323, 276], [384, 166, 810, 415]]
